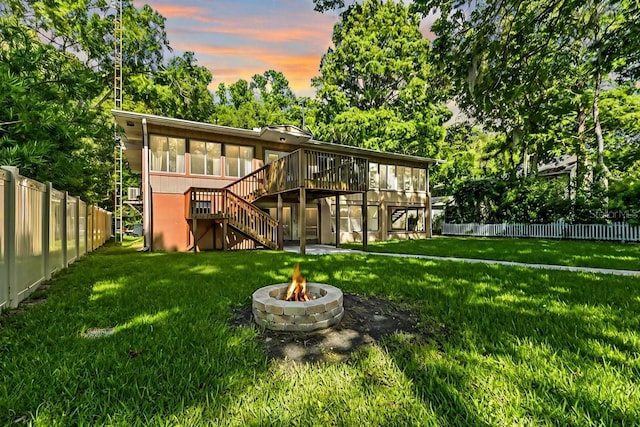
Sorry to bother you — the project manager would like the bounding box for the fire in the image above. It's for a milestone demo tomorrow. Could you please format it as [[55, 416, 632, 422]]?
[[285, 263, 311, 302]]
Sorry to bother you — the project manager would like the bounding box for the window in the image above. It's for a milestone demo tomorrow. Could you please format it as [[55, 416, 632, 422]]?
[[388, 165, 397, 190], [378, 164, 399, 190], [225, 145, 254, 177], [380, 164, 388, 189], [331, 204, 379, 232], [369, 163, 379, 189], [150, 135, 186, 173], [367, 206, 379, 231], [412, 168, 420, 192], [377, 165, 427, 191], [389, 207, 426, 232], [265, 150, 288, 164], [397, 166, 405, 191], [418, 169, 427, 192], [190, 140, 221, 176], [398, 166, 413, 191]]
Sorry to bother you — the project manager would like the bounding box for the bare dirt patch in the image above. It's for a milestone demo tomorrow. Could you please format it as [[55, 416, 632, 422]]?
[[232, 293, 450, 363]]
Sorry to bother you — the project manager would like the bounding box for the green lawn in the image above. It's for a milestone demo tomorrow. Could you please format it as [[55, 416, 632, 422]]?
[[344, 236, 640, 271], [1, 239, 639, 425]]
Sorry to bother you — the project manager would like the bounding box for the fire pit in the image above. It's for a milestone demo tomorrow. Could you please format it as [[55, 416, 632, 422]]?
[[252, 265, 344, 331]]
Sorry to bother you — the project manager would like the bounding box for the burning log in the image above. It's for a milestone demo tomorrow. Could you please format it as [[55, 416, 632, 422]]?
[[285, 263, 311, 302]]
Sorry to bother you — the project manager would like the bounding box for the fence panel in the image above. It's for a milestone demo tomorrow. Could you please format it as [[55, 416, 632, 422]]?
[[0, 170, 7, 311], [0, 167, 112, 311], [66, 195, 78, 263], [79, 201, 87, 255], [87, 206, 95, 252], [442, 222, 640, 242], [15, 175, 46, 300], [49, 189, 65, 273]]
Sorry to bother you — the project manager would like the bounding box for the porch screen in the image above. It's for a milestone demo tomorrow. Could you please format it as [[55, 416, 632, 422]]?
[[150, 135, 185, 173], [190, 140, 221, 176], [225, 145, 253, 178]]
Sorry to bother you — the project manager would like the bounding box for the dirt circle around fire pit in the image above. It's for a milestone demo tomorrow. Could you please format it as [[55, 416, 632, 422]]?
[[252, 283, 344, 332], [233, 293, 451, 364]]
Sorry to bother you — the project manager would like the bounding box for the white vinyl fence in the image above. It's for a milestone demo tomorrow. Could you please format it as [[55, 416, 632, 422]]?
[[1, 167, 112, 311], [442, 222, 640, 242]]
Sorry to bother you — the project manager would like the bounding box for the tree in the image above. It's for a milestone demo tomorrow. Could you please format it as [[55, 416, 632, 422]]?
[[417, 0, 639, 185], [211, 71, 303, 129], [312, 0, 450, 157], [0, 0, 172, 204], [0, 15, 112, 202], [127, 52, 215, 121]]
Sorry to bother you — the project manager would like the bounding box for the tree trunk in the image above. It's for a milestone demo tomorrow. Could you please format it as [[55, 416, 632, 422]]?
[[592, 69, 608, 191], [575, 104, 587, 192]]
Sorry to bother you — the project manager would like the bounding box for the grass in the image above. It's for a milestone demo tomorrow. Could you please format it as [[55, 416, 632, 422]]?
[[1, 237, 639, 425], [343, 236, 640, 271]]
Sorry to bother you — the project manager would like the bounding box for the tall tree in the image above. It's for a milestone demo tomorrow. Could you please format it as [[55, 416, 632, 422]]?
[[127, 52, 214, 121], [211, 71, 302, 129], [417, 0, 639, 183], [0, 15, 112, 201], [312, 0, 450, 157], [0, 0, 172, 204]]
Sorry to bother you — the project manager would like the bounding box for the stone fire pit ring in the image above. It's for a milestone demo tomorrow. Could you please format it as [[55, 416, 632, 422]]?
[[252, 283, 344, 332]]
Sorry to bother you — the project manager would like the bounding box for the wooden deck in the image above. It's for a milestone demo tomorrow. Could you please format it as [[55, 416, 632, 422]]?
[[184, 148, 369, 250]]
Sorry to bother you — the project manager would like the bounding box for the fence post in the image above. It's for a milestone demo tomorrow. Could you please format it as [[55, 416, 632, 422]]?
[[44, 182, 52, 281], [2, 167, 18, 307], [76, 200, 81, 257], [86, 204, 90, 253], [62, 191, 68, 268]]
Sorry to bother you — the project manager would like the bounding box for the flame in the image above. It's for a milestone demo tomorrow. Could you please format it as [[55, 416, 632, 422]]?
[[285, 263, 310, 302]]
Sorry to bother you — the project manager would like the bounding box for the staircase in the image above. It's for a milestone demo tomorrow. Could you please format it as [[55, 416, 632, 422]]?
[[185, 187, 278, 250]]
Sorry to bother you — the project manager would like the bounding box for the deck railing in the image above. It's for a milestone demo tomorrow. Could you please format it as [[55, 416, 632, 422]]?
[[184, 187, 278, 249], [226, 148, 368, 201], [224, 167, 267, 203], [304, 150, 368, 192], [224, 150, 301, 200], [184, 187, 226, 219], [226, 192, 278, 249]]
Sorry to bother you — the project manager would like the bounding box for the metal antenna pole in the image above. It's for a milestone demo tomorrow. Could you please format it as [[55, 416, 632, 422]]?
[[113, 0, 123, 243]]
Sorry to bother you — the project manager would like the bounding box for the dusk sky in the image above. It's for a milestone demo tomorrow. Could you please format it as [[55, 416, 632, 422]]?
[[131, 1, 435, 97], [132, 0, 342, 97]]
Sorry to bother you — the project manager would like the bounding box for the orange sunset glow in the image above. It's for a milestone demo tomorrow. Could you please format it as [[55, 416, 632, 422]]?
[[132, 0, 340, 96]]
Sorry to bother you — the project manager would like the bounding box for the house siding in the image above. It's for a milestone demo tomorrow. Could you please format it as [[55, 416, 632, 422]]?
[[152, 193, 189, 251]]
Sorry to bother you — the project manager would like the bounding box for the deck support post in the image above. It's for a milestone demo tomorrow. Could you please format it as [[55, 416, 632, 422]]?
[[299, 188, 306, 255], [362, 191, 368, 251], [335, 193, 340, 248], [222, 219, 228, 251], [213, 220, 217, 250], [193, 218, 198, 253], [277, 193, 283, 250]]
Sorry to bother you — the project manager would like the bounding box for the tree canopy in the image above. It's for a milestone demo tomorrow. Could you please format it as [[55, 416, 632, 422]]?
[[211, 70, 304, 129], [311, 0, 450, 157], [2, 0, 639, 222], [0, 0, 171, 203]]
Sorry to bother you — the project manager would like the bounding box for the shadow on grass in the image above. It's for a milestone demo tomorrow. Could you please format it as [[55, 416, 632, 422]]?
[[1, 243, 639, 425]]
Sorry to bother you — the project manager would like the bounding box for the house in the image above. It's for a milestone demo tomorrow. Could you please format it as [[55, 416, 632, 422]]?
[[537, 154, 578, 180], [112, 110, 442, 253]]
